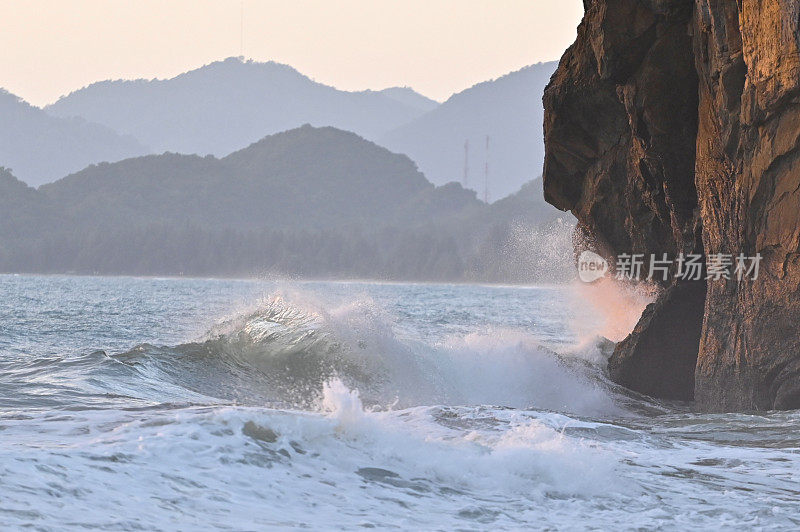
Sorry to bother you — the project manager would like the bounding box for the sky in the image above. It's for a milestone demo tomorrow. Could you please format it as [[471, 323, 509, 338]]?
[[0, 0, 583, 107]]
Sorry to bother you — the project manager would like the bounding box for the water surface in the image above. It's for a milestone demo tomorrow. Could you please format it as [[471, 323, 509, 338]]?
[[1, 275, 797, 529]]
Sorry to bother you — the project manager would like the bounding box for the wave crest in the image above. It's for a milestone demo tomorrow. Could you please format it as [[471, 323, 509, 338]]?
[[109, 292, 633, 417]]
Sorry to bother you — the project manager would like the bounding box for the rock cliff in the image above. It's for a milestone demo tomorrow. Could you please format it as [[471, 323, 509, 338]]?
[[544, 0, 800, 410]]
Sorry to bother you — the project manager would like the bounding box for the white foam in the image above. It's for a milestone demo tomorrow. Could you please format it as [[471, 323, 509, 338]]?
[[321, 377, 368, 429], [434, 329, 623, 416], [201, 291, 628, 417]]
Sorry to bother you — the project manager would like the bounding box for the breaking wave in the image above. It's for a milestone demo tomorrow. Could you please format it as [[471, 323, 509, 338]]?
[[90, 292, 640, 418]]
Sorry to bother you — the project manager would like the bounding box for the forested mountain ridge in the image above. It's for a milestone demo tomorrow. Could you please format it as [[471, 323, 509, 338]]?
[[0, 168, 55, 238], [40, 125, 470, 232], [1, 126, 570, 282]]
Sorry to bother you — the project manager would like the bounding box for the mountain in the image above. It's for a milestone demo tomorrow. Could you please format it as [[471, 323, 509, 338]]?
[[3, 125, 569, 281], [376, 87, 439, 113], [46, 57, 438, 157], [40, 125, 456, 232], [41, 58, 557, 201], [487, 177, 564, 226], [379, 62, 558, 201], [0, 90, 149, 187], [0, 167, 54, 238]]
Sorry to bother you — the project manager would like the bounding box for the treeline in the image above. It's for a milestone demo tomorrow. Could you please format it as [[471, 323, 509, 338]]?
[[0, 219, 574, 283]]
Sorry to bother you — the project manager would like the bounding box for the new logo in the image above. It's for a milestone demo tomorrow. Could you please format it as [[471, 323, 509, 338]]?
[[577, 250, 608, 283]]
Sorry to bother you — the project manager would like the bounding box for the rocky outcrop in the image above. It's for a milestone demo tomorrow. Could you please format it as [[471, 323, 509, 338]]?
[[544, 0, 800, 410], [543, 0, 704, 402]]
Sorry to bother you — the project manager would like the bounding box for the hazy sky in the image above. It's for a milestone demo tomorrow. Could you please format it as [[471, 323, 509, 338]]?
[[0, 0, 583, 107]]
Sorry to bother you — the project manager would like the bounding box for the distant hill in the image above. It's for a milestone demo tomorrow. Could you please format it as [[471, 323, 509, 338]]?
[[379, 62, 558, 201], [40, 125, 458, 232], [37, 59, 558, 201], [0, 167, 53, 238], [488, 177, 563, 226], [376, 87, 439, 113], [0, 90, 149, 187], [2, 126, 571, 281], [46, 57, 437, 157]]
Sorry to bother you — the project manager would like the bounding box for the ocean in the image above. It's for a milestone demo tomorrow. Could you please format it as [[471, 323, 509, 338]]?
[[1, 274, 798, 529]]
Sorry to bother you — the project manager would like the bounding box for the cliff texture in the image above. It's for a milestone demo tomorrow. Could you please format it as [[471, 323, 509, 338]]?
[[544, 0, 800, 410]]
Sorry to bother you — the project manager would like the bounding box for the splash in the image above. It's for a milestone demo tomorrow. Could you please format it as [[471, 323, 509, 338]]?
[[437, 330, 622, 416], [497, 218, 577, 284], [113, 290, 631, 417], [321, 377, 367, 429], [569, 278, 657, 343]]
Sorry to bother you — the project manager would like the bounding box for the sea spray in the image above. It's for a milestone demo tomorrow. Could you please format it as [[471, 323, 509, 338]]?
[[436, 329, 623, 416], [170, 290, 632, 416], [569, 277, 657, 343], [321, 377, 367, 430]]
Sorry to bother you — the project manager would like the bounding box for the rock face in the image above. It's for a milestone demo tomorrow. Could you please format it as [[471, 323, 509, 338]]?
[[544, 0, 800, 410]]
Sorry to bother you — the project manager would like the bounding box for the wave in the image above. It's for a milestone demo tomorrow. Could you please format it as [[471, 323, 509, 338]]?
[[94, 292, 640, 418], [5, 284, 800, 529], [0, 388, 631, 529]]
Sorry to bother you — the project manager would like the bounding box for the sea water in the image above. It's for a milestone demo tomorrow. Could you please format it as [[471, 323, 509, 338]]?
[[0, 275, 798, 529]]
